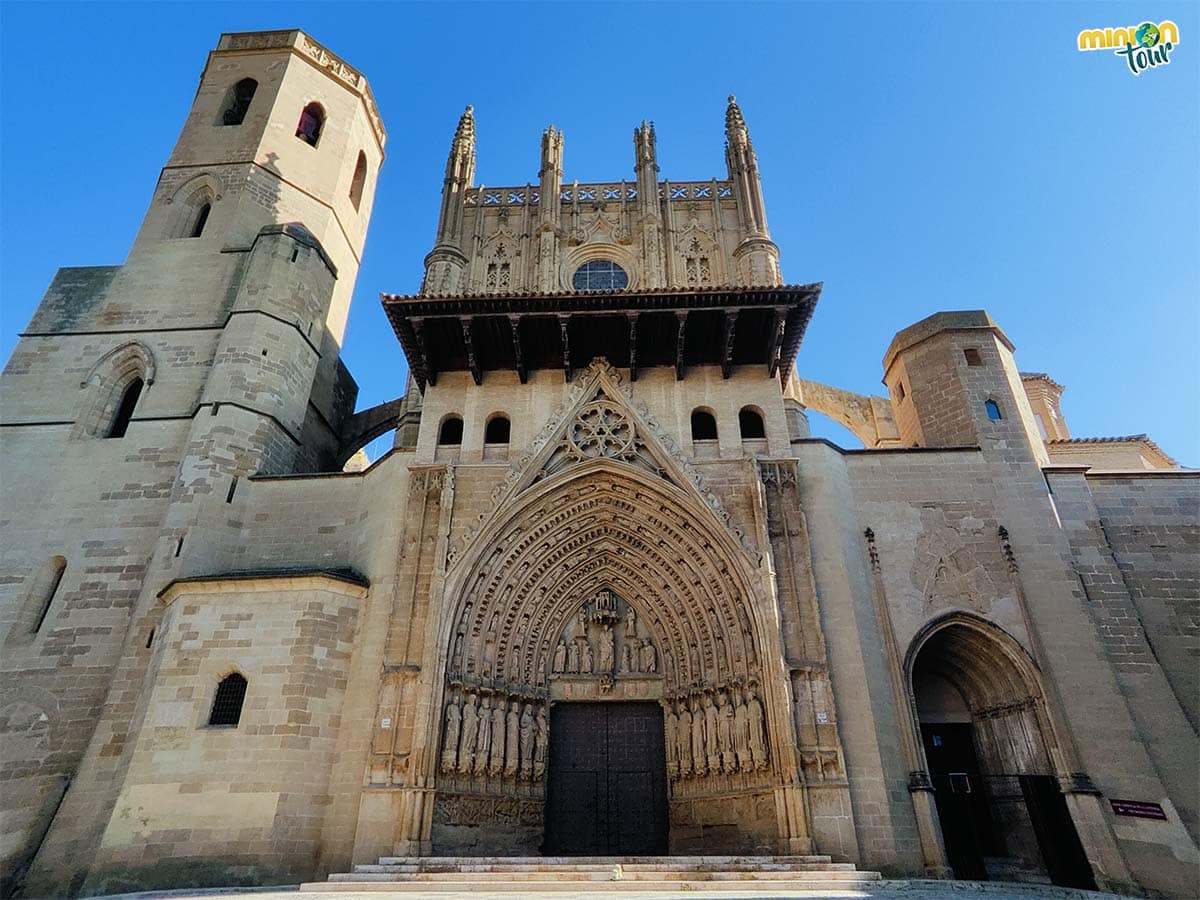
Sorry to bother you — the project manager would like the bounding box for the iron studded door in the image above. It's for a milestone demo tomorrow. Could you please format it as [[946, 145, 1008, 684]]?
[[545, 702, 668, 855]]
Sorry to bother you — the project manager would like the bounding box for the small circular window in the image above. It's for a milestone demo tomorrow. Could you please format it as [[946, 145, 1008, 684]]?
[[572, 260, 628, 291]]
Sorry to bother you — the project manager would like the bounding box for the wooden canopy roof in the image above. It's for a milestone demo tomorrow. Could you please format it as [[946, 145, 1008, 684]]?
[[381, 283, 821, 389]]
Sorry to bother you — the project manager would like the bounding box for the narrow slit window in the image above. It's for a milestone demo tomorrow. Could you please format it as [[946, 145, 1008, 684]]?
[[208, 673, 248, 727], [106, 378, 144, 438], [189, 202, 211, 238], [691, 410, 718, 441], [484, 416, 510, 444], [349, 151, 368, 210], [985, 400, 1003, 421], [29, 556, 67, 636]]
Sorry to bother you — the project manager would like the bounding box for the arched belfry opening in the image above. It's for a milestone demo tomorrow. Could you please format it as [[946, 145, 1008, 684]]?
[[431, 451, 784, 856], [908, 616, 1096, 889]]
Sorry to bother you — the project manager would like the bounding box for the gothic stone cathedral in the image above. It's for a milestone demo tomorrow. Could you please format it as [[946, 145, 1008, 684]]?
[[1, 30, 1197, 900]]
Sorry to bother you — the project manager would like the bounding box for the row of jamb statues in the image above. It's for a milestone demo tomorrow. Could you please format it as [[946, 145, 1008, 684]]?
[[665, 687, 768, 779], [440, 691, 547, 781]]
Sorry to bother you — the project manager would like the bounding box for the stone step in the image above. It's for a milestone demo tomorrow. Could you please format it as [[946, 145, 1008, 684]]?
[[302, 878, 883, 893], [355, 862, 860, 874], [375, 854, 836, 866], [333, 869, 876, 882]]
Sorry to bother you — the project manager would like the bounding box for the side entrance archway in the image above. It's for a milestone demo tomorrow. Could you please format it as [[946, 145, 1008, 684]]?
[[908, 616, 1095, 889]]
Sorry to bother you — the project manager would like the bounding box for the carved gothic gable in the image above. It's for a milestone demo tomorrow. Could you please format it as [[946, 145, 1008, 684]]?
[[910, 507, 998, 614], [673, 219, 722, 287], [474, 226, 521, 293], [449, 358, 754, 568]]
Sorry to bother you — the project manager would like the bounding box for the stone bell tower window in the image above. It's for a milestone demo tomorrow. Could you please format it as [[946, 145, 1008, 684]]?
[[572, 259, 628, 291], [296, 102, 325, 146], [218, 78, 257, 126]]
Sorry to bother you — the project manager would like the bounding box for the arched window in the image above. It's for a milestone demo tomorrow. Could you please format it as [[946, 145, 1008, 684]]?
[[484, 415, 510, 444], [985, 400, 1003, 421], [7, 556, 67, 645], [691, 409, 718, 441], [219, 77, 257, 126], [207, 672, 248, 727], [572, 259, 628, 291], [349, 151, 368, 211], [296, 102, 324, 146], [189, 202, 211, 238], [739, 407, 766, 440], [106, 378, 143, 439], [438, 415, 464, 446]]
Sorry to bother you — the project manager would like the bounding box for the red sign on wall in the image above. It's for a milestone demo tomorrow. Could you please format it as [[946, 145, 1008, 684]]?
[[1110, 799, 1168, 820]]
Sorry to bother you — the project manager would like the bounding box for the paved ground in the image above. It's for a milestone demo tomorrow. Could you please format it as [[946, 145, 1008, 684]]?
[[86, 882, 1137, 900]]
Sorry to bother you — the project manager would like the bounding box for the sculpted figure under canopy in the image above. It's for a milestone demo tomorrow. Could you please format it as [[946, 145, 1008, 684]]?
[[458, 694, 479, 774], [553, 641, 567, 673], [504, 701, 521, 777], [690, 697, 706, 776], [474, 696, 493, 774], [663, 703, 679, 778], [488, 699, 506, 775], [518, 704, 535, 779], [598, 625, 615, 673], [677, 701, 694, 777], [440, 696, 461, 773]]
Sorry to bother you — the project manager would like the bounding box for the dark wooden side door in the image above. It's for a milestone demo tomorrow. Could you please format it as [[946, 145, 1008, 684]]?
[[545, 702, 668, 855]]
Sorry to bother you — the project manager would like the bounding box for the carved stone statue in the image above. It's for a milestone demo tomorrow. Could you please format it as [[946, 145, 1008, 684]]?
[[534, 706, 548, 779], [474, 696, 493, 774], [663, 702, 679, 779], [677, 701, 694, 777], [488, 698, 506, 776], [440, 696, 461, 773], [458, 694, 479, 774], [733, 690, 751, 772], [619, 641, 633, 674], [639, 638, 657, 673], [597, 625, 614, 673], [717, 692, 736, 774], [625, 607, 637, 638], [704, 694, 720, 773], [747, 690, 768, 770], [580, 639, 594, 674], [553, 641, 567, 674], [690, 697, 706, 777], [576, 605, 588, 633], [566, 639, 580, 673], [504, 700, 521, 777], [451, 633, 464, 672], [519, 704, 535, 779]]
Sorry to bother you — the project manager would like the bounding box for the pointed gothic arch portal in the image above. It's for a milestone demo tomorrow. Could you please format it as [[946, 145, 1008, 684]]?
[[908, 616, 1096, 889], [429, 363, 796, 856]]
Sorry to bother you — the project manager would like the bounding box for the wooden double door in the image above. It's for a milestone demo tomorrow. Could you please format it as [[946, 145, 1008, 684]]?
[[544, 702, 668, 855]]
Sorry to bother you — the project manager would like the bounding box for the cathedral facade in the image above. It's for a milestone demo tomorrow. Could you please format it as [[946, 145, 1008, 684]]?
[[1, 30, 1196, 899]]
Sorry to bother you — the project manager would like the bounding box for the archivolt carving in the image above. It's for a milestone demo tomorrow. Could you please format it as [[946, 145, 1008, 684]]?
[[447, 359, 756, 568], [444, 469, 762, 698]]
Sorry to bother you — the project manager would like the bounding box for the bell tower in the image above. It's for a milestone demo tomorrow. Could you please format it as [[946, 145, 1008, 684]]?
[[127, 30, 386, 342]]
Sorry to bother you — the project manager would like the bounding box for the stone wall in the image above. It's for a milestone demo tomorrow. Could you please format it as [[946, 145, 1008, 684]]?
[[80, 575, 365, 894]]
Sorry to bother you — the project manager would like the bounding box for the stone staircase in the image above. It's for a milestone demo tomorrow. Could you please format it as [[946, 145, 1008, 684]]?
[[303, 855, 883, 893]]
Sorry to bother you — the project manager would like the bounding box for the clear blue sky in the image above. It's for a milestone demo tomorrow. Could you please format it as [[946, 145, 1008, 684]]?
[[2, 2, 1197, 464]]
